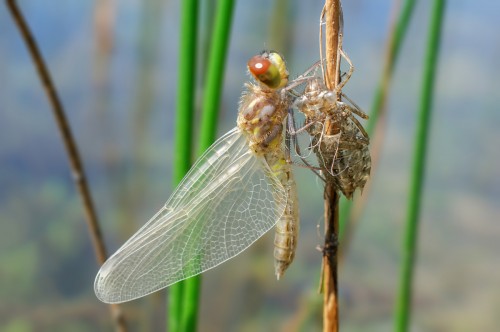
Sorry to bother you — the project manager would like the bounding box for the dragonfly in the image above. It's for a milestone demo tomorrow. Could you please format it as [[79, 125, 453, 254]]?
[[95, 51, 304, 304]]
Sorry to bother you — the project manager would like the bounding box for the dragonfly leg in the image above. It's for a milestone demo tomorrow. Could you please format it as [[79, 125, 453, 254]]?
[[335, 48, 354, 93], [286, 109, 325, 180], [341, 93, 369, 119]]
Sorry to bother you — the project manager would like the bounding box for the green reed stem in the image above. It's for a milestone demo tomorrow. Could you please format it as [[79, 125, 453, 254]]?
[[339, 0, 417, 240], [395, 1, 445, 331], [169, 0, 199, 331], [198, 0, 235, 152], [173, 1, 235, 331], [200, 0, 216, 85]]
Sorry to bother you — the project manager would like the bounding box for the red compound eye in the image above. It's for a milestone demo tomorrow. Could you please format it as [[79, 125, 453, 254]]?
[[247, 55, 271, 76]]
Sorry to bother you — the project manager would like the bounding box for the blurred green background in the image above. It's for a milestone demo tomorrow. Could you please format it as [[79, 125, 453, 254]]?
[[1, 1, 499, 331]]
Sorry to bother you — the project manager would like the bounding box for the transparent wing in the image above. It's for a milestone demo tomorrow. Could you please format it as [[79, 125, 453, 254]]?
[[95, 127, 287, 303]]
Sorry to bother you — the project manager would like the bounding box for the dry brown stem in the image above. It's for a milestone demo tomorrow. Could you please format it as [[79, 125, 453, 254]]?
[[6, 1, 127, 331], [323, 0, 341, 92], [322, 1, 342, 331], [322, 184, 340, 332]]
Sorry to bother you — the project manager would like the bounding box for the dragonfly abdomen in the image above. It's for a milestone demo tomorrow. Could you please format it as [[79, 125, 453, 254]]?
[[263, 148, 300, 280], [272, 167, 299, 279]]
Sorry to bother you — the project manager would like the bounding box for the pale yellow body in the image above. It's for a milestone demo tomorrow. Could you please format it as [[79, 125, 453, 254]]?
[[237, 83, 299, 279]]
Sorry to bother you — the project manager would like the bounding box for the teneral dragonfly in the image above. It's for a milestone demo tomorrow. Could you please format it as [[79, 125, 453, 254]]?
[[94, 51, 300, 304]]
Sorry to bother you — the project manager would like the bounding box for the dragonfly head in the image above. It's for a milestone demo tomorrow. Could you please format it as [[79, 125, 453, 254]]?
[[247, 51, 289, 90]]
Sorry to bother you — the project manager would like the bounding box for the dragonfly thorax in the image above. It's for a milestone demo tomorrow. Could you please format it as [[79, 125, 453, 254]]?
[[238, 83, 289, 155]]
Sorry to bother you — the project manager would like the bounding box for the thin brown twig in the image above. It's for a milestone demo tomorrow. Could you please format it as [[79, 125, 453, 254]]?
[[6, 1, 127, 331], [322, 0, 342, 331]]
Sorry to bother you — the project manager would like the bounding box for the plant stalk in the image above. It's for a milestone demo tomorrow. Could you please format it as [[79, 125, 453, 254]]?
[[198, 0, 235, 152], [322, 1, 342, 331], [395, 1, 446, 330], [171, 0, 235, 331], [169, 0, 199, 331]]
